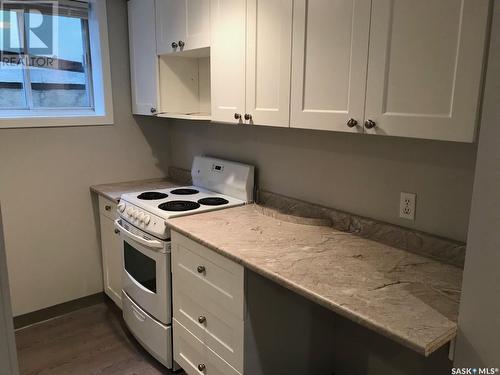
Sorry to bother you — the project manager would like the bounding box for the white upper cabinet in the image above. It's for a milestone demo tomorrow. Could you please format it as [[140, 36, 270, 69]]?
[[245, 0, 293, 127], [364, 0, 490, 142], [128, 0, 158, 116], [210, 0, 247, 123], [156, 0, 210, 55], [128, 0, 490, 141], [290, 0, 371, 133], [211, 0, 293, 127]]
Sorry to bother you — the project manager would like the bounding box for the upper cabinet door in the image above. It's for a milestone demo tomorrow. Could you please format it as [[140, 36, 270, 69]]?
[[245, 0, 293, 127], [128, 0, 158, 116], [210, 0, 246, 123], [290, 0, 371, 132], [156, 0, 210, 55], [364, 0, 490, 142]]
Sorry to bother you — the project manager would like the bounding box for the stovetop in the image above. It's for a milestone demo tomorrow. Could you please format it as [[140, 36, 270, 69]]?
[[122, 185, 245, 217], [117, 186, 247, 239]]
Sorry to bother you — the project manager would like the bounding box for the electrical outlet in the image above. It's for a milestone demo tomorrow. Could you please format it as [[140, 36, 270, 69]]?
[[400, 192, 416, 221]]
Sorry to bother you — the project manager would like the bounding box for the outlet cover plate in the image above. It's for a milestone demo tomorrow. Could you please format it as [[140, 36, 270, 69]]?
[[400, 192, 416, 221]]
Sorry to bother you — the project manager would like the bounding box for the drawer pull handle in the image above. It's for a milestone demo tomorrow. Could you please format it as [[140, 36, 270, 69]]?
[[105, 205, 112, 211], [132, 309, 145, 322], [197, 265, 206, 274], [198, 364, 206, 371], [198, 316, 206, 324]]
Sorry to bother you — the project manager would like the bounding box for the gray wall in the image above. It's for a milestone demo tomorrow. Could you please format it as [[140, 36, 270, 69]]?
[[455, 0, 500, 366], [166, 120, 476, 242], [246, 271, 451, 375], [0, 207, 19, 375], [0, 0, 170, 316]]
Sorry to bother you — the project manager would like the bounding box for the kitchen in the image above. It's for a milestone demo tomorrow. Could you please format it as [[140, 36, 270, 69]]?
[[0, 0, 499, 374]]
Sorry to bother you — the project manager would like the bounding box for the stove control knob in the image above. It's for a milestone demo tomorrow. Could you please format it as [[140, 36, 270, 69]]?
[[133, 210, 139, 219], [144, 215, 151, 225], [118, 203, 126, 213], [126, 207, 133, 216], [138, 212, 145, 222]]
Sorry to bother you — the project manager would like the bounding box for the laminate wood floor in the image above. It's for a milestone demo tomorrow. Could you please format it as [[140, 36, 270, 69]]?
[[15, 301, 183, 375]]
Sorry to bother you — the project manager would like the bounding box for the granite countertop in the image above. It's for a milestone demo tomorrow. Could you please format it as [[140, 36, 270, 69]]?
[[90, 178, 179, 203], [167, 204, 462, 357]]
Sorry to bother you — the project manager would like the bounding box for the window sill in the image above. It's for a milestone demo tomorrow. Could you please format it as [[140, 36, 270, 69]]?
[[0, 110, 114, 128]]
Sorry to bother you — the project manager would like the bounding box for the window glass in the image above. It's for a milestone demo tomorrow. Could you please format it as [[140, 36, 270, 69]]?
[[0, 4, 92, 110], [28, 14, 91, 108], [0, 10, 26, 108], [124, 242, 157, 294]]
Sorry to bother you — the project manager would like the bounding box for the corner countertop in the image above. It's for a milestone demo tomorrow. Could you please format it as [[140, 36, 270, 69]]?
[[167, 204, 462, 357], [90, 178, 180, 203]]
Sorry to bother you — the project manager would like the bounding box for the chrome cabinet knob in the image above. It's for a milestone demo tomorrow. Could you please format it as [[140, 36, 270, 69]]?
[[150, 107, 157, 114], [234, 113, 242, 120], [171, 41, 178, 49], [365, 119, 376, 129], [244, 113, 252, 121], [114, 229, 120, 234], [198, 364, 206, 371], [197, 265, 206, 274], [105, 205, 111, 211], [178, 40, 185, 48], [347, 118, 358, 128], [198, 316, 206, 324]]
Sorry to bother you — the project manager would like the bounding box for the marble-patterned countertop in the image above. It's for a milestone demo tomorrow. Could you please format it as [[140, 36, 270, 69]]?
[[90, 178, 179, 203], [167, 204, 462, 357]]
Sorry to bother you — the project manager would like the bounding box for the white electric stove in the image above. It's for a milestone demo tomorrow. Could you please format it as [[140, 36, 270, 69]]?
[[114, 156, 254, 369]]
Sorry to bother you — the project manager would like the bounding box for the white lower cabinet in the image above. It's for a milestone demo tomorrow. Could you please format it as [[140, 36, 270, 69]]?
[[172, 231, 244, 374], [98, 197, 122, 309], [174, 320, 241, 375]]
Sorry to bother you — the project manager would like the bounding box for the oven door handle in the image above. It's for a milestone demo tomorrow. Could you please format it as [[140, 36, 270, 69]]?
[[114, 219, 163, 249]]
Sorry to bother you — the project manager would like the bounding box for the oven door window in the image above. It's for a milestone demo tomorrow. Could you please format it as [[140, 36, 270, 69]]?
[[124, 242, 157, 293]]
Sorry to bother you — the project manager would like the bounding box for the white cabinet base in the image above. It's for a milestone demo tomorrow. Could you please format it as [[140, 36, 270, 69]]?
[[98, 197, 122, 309]]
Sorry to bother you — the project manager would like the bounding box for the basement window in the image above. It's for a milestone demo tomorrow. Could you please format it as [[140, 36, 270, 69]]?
[[0, 0, 113, 127]]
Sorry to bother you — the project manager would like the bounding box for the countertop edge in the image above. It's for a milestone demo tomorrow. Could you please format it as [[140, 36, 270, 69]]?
[[90, 177, 179, 203], [90, 186, 120, 203], [167, 222, 456, 357]]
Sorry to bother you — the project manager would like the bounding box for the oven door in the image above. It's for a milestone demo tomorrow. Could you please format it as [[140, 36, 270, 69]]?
[[114, 219, 171, 325]]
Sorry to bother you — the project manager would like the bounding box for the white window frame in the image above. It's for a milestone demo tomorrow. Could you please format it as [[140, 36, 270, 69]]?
[[0, 0, 113, 128]]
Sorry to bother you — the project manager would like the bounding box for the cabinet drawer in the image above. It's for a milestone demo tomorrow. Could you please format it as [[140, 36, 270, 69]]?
[[172, 232, 244, 319], [174, 319, 241, 375], [174, 287, 244, 372], [98, 196, 117, 220]]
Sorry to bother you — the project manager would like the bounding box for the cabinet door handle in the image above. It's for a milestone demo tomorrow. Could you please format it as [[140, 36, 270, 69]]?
[[105, 205, 112, 211], [244, 113, 252, 121], [171, 41, 178, 49], [114, 229, 120, 234], [197, 265, 206, 274], [198, 315, 207, 324], [150, 107, 157, 114], [365, 119, 377, 129], [198, 364, 206, 371], [347, 118, 358, 128], [234, 113, 242, 120], [178, 40, 185, 48]]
